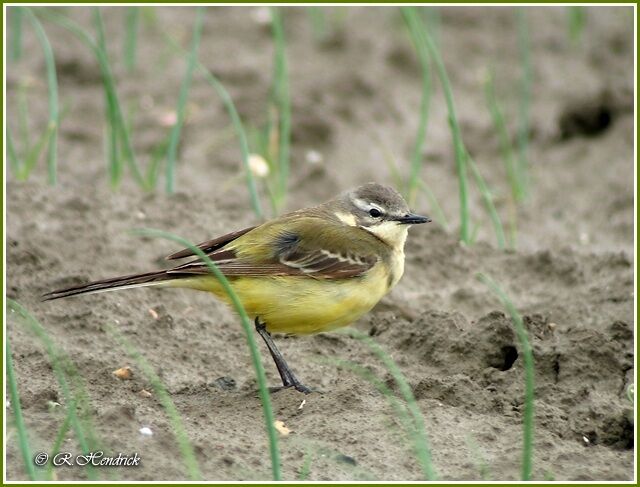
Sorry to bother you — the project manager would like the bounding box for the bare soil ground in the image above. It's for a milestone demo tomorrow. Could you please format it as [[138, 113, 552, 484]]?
[[6, 6, 635, 481]]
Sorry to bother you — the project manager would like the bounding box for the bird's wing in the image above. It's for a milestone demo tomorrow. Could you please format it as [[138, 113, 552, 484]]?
[[277, 237, 378, 278], [166, 217, 379, 279], [165, 225, 258, 260]]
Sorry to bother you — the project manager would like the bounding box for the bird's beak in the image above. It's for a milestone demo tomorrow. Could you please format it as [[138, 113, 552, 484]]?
[[396, 213, 432, 225]]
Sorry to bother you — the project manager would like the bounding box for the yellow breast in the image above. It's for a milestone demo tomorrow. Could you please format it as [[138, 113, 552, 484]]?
[[175, 263, 392, 335]]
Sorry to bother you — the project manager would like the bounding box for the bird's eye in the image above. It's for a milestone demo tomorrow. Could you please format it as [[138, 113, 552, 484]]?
[[369, 208, 382, 218]]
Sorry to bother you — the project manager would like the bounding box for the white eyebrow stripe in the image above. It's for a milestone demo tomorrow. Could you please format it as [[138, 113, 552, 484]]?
[[352, 197, 384, 213]]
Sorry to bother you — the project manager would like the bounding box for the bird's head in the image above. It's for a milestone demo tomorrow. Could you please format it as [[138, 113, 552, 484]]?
[[330, 183, 431, 247]]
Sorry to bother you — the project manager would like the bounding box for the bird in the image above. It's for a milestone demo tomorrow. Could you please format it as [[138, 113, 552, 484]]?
[[43, 183, 431, 393]]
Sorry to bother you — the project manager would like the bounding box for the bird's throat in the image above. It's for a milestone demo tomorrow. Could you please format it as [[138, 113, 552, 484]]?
[[361, 221, 409, 250]]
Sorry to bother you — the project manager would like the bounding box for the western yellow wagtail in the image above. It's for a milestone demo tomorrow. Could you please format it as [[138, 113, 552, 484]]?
[[44, 183, 430, 393]]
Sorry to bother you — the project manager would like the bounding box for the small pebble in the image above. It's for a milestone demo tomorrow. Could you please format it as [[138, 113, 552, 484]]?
[[211, 376, 236, 391], [579, 232, 590, 245], [336, 454, 357, 466], [159, 111, 177, 127], [248, 154, 269, 178], [47, 400, 61, 410], [305, 150, 323, 165], [113, 366, 133, 380], [251, 7, 271, 25], [274, 420, 291, 436]]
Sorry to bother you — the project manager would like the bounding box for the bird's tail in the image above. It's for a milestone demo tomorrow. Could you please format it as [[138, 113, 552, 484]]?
[[42, 269, 174, 301]]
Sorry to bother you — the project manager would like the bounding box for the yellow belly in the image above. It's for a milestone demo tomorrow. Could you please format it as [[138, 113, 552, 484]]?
[[172, 265, 391, 335]]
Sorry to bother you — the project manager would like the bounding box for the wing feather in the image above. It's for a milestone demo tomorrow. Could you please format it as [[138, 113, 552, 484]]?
[[164, 217, 380, 280], [165, 225, 257, 260], [280, 247, 376, 278]]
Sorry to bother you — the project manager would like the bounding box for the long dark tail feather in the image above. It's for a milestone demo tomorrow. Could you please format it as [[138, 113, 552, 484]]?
[[42, 269, 173, 301]]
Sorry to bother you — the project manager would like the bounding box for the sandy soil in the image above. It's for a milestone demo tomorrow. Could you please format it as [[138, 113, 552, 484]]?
[[6, 6, 635, 481]]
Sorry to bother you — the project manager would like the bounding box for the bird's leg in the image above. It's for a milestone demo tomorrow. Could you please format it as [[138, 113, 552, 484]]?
[[254, 317, 311, 394]]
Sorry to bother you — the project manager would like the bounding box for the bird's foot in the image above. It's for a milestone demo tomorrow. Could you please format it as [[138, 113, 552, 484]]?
[[254, 316, 313, 395], [267, 384, 312, 395], [291, 382, 312, 394]]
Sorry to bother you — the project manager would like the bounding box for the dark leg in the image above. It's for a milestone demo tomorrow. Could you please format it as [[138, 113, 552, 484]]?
[[254, 317, 311, 394]]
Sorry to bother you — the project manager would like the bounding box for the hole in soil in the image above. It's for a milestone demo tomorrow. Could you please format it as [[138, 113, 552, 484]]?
[[602, 414, 635, 450], [559, 103, 613, 139], [584, 430, 598, 446], [553, 355, 561, 383], [496, 346, 519, 371], [619, 417, 634, 450]]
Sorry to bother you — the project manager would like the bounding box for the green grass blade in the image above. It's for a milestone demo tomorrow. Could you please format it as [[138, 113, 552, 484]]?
[[377, 133, 447, 228], [378, 140, 405, 192], [130, 228, 280, 480], [288, 437, 378, 481], [103, 123, 122, 190], [162, 33, 263, 219], [145, 132, 171, 189], [477, 274, 534, 480], [422, 7, 441, 48], [36, 9, 95, 67], [466, 154, 506, 249], [332, 357, 446, 479], [484, 69, 522, 203], [92, 7, 122, 188], [106, 117, 121, 187], [7, 126, 21, 176], [18, 123, 54, 181], [45, 9, 106, 158], [38, 8, 145, 188], [270, 7, 291, 214], [7, 299, 99, 480], [297, 445, 314, 480], [10, 6, 24, 61], [401, 7, 432, 206], [124, 7, 140, 71], [417, 179, 448, 229], [165, 7, 204, 194], [24, 7, 59, 185], [17, 82, 32, 152], [46, 409, 73, 480], [94, 7, 145, 188], [343, 329, 437, 480], [469, 220, 480, 245], [197, 66, 264, 219], [307, 7, 327, 43], [403, 6, 470, 243], [93, 7, 130, 189], [330, 357, 431, 465], [516, 8, 532, 199], [465, 435, 492, 480], [567, 6, 586, 44], [6, 339, 37, 480], [106, 326, 202, 480]]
